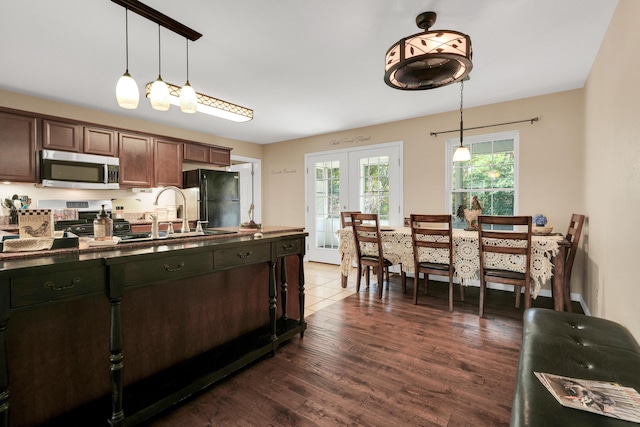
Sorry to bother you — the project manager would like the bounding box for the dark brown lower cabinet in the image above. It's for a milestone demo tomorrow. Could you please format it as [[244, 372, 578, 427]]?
[[0, 232, 307, 426]]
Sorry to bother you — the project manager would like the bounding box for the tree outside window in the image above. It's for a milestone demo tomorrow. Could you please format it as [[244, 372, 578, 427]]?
[[359, 157, 390, 223], [448, 132, 518, 228]]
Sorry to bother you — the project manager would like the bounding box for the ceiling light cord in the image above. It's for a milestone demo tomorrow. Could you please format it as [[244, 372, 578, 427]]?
[[115, 7, 139, 109], [124, 8, 130, 72], [460, 80, 464, 145], [452, 80, 471, 162], [157, 24, 162, 79], [179, 38, 198, 113], [149, 23, 170, 110], [185, 39, 190, 83]]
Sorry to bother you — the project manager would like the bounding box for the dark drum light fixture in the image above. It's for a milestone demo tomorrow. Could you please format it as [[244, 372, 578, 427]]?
[[111, 0, 253, 122], [384, 11, 472, 90]]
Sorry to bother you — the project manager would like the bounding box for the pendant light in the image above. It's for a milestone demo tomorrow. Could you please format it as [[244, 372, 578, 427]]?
[[115, 8, 139, 109], [179, 38, 197, 113], [149, 24, 170, 111], [452, 79, 471, 162]]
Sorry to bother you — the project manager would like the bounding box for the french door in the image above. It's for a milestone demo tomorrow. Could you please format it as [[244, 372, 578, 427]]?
[[305, 142, 403, 264]]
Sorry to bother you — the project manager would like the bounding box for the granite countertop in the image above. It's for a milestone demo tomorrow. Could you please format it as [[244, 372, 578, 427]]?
[[0, 226, 305, 261]]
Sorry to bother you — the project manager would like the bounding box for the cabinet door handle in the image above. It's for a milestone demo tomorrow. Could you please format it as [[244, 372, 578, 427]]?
[[237, 251, 252, 259], [282, 243, 295, 250], [44, 277, 80, 291], [163, 261, 184, 272]]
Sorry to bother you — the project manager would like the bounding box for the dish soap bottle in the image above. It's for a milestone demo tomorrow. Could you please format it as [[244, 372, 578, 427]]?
[[93, 204, 113, 241]]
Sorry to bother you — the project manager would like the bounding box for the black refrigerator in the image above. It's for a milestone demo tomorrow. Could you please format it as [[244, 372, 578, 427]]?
[[183, 169, 240, 228]]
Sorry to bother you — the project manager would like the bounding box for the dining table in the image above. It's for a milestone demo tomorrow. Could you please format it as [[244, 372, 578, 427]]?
[[336, 227, 570, 311]]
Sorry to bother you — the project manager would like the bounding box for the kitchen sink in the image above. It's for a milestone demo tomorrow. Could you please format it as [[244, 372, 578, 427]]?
[[117, 229, 237, 243]]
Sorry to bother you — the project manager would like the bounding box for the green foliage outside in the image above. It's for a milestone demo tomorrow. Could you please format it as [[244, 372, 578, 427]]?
[[452, 139, 515, 227]]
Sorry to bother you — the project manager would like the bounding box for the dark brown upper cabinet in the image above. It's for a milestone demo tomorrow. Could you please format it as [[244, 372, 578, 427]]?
[[184, 142, 231, 166], [0, 111, 38, 182], [83, 127, 118, 157], [154, 138, 183, 188], [42, 119, 81, 152], [119, 132, 154, 188]]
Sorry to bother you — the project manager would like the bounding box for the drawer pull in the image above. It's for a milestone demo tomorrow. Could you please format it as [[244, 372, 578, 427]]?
[[44, 277, 80, 291], [282, 243, 295, 250], [237, 251, 252, 259], [163, 261, 184, 272]]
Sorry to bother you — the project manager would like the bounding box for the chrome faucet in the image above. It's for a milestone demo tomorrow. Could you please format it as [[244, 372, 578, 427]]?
[[154, 186, 189, 234], [150, 214, 159, 239]]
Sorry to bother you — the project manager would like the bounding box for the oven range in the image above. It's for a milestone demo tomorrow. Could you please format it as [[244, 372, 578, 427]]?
[[37, 199, 131, 237]]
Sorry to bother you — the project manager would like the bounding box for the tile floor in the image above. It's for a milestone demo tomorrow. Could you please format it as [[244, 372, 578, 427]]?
[[303, 261, 356, 315]]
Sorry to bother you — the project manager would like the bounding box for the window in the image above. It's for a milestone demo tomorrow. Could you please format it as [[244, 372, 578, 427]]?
[[446, 131, 519, 228]]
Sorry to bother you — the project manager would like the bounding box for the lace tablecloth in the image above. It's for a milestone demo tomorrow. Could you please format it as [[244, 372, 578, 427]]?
[[337, 227, 561, 298]]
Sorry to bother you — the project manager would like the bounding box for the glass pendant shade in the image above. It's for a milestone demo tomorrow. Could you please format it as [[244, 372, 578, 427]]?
[[180, 81, 197, 113], [150, 76, 170, 111], [116, 71, 139, 109], [453, 145, 471, 162], [116, 9, 138, 109]]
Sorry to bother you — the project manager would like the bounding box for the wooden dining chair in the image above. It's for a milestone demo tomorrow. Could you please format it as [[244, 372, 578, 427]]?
[[410, 214, 455, 311], [477, 215, 533, 318], [340, 211, 361, 228], [562, 213, 585, 312], [339, 211, 362, 288], [351, 213, 405, 298]]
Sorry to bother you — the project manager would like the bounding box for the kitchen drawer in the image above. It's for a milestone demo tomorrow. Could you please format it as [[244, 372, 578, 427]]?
[[214, 242, 270, 269], [11, 267, 106, 308], [123, 251, 213, 287], [276, 238, 302, 257]]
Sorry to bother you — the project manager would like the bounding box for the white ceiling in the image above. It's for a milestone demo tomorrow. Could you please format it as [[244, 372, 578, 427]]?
[[1, 1, 618, 145]]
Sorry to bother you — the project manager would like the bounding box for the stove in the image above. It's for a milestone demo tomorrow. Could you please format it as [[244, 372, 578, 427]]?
[[38, 199, 131, 237]]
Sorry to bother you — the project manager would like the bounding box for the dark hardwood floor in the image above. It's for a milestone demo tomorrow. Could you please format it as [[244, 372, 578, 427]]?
[[144, 272, 582, 427]]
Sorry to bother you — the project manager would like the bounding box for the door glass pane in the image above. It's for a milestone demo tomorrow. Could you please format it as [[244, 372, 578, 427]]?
[[358, 156, 390, 224], [313, 160, 341, 249]]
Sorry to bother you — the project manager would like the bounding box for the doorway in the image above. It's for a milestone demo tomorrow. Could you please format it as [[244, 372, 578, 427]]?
[[230, 156, 262, 225], [305, 142, 403, 264]]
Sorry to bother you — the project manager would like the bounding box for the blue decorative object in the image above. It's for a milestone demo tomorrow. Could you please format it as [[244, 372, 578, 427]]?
[[533, 214, 548, 226]]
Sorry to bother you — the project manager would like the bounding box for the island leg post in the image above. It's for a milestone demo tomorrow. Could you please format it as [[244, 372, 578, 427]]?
[[0, 282, 10, 427], [268, 261, 277, 351], [109, 297, 125, 427], [0, 320, 8, 427], [280, 257, 288, 321], [298, 253, 306, 338]]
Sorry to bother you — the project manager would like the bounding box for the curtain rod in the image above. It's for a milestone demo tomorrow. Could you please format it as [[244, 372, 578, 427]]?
[[430, 117, 539, 137]]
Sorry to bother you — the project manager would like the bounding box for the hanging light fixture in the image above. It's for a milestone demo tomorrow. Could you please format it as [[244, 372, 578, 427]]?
[[115, 8, 139, 109], [145, 82, 253, 122], [112, 0, 253, 121], [453, 79, 471, 162], [384, 11, 472, 90], [149, 24, 170, 111], [179, 38, 197, 113]]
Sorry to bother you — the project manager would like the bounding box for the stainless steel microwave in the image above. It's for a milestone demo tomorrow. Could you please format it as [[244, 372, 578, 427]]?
[[40, 150, 120, 189]]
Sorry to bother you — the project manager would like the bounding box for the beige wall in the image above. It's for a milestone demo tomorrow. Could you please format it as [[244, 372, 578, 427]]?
[[583, 0, 640, 339], [263, 89, 585, 293]]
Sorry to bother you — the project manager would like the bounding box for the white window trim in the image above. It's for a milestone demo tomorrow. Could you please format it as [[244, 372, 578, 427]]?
[[444, 130, 520, 216]]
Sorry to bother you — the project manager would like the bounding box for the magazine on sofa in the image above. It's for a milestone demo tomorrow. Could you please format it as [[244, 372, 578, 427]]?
[[535, 372, 640, 423]]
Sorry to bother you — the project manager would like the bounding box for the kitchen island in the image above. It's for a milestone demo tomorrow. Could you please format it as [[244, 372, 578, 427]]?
[[0, 227, 307, 426]]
